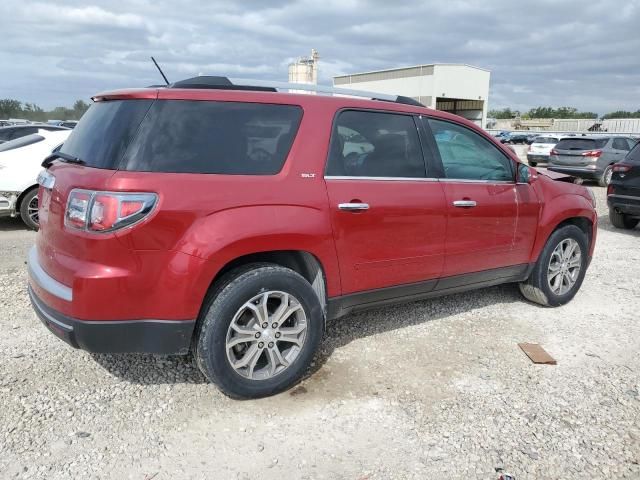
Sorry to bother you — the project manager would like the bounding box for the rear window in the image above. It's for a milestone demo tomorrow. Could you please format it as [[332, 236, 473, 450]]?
[[122, 100, 303, 174], [533, 137, 558, 144], [0, 134, 45, 152], [555, 138, 608, 150], [60, 100, 153, 169]]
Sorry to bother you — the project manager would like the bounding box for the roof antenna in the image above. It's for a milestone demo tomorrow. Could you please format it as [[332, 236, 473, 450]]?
[[151, 56, 170, 86]]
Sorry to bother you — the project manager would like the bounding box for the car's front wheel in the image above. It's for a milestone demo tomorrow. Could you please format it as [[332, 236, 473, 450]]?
[[519, 225, 589, 307], [609, 208, 639, 229], [195, 265, 324, 399], [19, 188, 39, 231]]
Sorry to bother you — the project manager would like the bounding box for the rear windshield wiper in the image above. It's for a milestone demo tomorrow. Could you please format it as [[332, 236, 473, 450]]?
[[42, 151, 86, 168]]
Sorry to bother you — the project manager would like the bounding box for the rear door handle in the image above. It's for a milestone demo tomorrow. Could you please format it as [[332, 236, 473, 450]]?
[[452, 200, 477, 208], [338, 202, 370, 211]]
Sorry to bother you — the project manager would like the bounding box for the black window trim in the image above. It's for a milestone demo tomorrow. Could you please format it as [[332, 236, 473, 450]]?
[[424, 116, 517, 184], [323, 107, 433, 181]]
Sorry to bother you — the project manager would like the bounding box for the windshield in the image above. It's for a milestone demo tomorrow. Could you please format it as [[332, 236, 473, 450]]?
[[59, 100, 153, 169], [0, 134, 45, 152]]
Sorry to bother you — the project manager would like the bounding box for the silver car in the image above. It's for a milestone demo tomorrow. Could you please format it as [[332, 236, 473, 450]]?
[[548, 136, 638, 186]]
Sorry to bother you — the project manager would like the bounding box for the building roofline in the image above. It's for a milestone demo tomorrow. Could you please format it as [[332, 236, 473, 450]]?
[[333, 63, 490, 79]]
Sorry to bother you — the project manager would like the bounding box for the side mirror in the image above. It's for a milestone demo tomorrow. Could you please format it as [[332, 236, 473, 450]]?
[[517, 163, 536, 184]]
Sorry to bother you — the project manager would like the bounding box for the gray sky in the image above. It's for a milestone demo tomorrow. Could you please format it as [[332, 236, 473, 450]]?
[[1, 0, 638, 114]]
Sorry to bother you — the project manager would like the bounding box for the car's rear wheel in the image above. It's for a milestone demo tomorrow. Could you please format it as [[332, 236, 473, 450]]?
[[195, 265, 323, 399], [519, 224, 589, 307], [19, 188, 39, 231], [599, 165, 613, 187], [609, 208, 639, 229], [529, 161, 537, 167]]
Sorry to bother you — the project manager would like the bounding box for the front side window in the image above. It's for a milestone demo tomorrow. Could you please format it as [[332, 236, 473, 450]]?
[[123, 101, 302, 174], [428, 119, 513, 181], [326, 110, 425, 178]]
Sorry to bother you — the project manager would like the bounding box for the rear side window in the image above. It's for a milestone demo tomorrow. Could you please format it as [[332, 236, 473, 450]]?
[[326, 110, 426, 178], [0, 134, 44, 152], [612, 138, 631, 151], [555, 138, 608, 150], [123, 101, 302, 174], [60, 100, 153, 169]]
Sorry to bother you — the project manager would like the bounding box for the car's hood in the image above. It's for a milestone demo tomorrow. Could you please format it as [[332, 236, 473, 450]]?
[[535, 167, 581, 184]]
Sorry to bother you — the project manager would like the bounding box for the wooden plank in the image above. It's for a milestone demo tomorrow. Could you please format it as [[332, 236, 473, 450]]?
[[518, 343, 557, 365]]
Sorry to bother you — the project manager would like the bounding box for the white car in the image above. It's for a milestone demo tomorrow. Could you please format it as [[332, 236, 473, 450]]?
[[527, 135, 571, 167], [0, 129, 71, 229]]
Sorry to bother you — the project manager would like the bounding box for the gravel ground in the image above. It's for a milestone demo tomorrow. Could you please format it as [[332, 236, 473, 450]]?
[[1, 182, 639, 479]]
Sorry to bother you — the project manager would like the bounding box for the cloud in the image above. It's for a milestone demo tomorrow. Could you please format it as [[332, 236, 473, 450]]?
[[0, 0, 638, 115]]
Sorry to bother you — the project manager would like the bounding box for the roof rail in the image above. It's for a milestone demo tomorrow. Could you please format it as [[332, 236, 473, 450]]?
[[168, 76, 425, 107]]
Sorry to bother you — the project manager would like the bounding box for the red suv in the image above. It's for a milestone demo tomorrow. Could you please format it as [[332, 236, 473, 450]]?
[[28, 77, 597, 398]]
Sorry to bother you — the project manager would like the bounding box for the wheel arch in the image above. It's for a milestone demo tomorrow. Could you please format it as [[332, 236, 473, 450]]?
[[15, 184, 38, 211]]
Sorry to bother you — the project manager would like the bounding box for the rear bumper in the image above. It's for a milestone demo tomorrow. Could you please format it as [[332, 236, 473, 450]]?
[[608, 194, 640, 217], [548, 166, 601, 180], [29, 286, 195, 354], [527, 154, 549, 162]]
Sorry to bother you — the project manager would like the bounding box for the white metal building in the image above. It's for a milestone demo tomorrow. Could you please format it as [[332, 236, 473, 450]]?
[[333, 64, 491, 128], [288, 49, 320, 85]]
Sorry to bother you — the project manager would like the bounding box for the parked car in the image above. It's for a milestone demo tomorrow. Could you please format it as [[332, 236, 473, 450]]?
[[607, 142, 640, 229], [27, 77, 597, 399], [0, 130, 71, 229], [501, 132, 530, 144], [548, 136, 637, 186], [0, 124, 69, 144], [527, 135, 566, 166]]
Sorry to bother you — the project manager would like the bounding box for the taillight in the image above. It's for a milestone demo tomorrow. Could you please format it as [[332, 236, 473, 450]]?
[[581, 150, 602, 158], [527, 144, 532, 152], [607, 184, 614, 196], [65, 190, 157, 233], [550, 149, 558, 156], [612, 163, 632, 173]]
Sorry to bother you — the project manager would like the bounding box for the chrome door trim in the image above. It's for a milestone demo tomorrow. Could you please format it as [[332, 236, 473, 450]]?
[[438, 178, 514, 184], [324, 176, 438, 182]]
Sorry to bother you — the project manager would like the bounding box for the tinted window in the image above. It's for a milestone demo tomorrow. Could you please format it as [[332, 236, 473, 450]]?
[[8, 127, 37, 140], [612, 138, 630, 151], [0, 128, 15, 141], [326, 110, 425, 178], [626, 138, 638, 150], [60, 100, 153, 169], [0, 134, 45, 152], [555, 138, 608, 150], [123, 101, 302, 174], [428, 119, 513, 181]]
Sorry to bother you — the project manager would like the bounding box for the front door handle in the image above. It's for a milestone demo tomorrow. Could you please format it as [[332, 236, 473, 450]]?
[[338, 202, 370, 211], [452, 200, 477, 208]]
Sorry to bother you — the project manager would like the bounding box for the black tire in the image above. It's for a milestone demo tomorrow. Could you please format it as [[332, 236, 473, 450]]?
[[518, 225, 589, 307], [529, 161, 537, 167], [609, 208, 639, 229], [19, 188, 39, 231], [598, 165, 613, 187], [195, 265, 324, 399]]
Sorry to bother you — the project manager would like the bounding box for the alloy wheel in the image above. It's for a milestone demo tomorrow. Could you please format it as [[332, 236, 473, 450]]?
[[225, 291, 307, 381], [547, 238, 582, 295]]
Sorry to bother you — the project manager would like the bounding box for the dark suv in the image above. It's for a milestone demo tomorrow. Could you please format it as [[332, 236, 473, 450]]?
[[28, 77, 597, 398]]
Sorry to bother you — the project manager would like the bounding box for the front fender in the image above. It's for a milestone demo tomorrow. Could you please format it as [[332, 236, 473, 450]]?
[[531, 193, 597, 262]]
